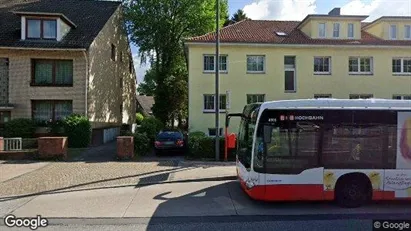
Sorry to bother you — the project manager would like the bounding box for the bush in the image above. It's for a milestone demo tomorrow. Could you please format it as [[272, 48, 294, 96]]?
[[4, 118, 36, 138], [188, 131, 207, 138], [62, 114, 92, 148], [138, 117, 164, 141], [135, 113, 144, 125], [187, 135, 236, 161], [134, 132, 151, 156]]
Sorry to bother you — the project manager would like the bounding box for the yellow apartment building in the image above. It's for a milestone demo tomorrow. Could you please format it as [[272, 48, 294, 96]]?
[[184, 7, 411, 136]]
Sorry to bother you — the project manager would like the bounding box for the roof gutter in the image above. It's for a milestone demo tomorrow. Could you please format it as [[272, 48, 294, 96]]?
[[184, 42, 411, 49], [0, 47, 86, 51]]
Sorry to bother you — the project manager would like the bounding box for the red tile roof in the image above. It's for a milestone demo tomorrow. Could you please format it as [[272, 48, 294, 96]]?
[[186, 19, 411, 46]]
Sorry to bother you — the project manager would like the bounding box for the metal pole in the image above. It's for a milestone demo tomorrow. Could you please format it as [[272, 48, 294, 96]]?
[[215, 0, 220, 161]]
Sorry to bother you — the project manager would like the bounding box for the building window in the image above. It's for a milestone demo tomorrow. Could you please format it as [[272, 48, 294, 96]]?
[[246, 55, 265, 73], [314, 57, 331, 74], [318, 23, 326, 38], [203, 94, 226, 112], [333, 23, 340, 38], [349, 94, 373, 99], [390, 25, 397, 39], [111, 44, 116, 61], [0, 111, 11, 127], [203, 55, 227, 72], [208, 128, 223, 136], [284, 56, 295, 69], [26, 18, 57, 40], [348, 23, 354, 38], [284, 56, 296, 92], [129, 56, 133, 73], [392, 58, 411, 74], [247, 94, 265, 104], [120, 51, 123, 62], [32, 100, 73, 122], [314, 94, 332, 99], [349, 57, 372, 74], [405, 25, 411, 39], [393, 95, 411, 100], [31, 59, 73, 86]]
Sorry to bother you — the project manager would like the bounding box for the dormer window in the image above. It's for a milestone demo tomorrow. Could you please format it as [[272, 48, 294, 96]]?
[[389, 24, 397, 40], [333, 23, 340, 38], [318, 23, 326, 38], [26, 18, 57, 40]]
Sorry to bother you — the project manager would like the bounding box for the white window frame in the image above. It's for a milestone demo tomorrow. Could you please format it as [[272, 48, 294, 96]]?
[[203, 54, 228, 73], [392, 58, 411, 75], [349, 94, 373, 99], [313, 56, 331, 74], [348, 57, 373, 75], [208, 128, 223, 137], [246, 94, 265, 104], [203, 94, 227, 113], [284, 68, 296, 92], [393, 94, 411, 100], [314, 94, 332, 99], [348, 23, 354, 38], [405, 25, 411, 39], [246, 55, 265, 73], [333, 23, 340, 38], [390, 24, 397, 40], [318, 23, 326, 38]]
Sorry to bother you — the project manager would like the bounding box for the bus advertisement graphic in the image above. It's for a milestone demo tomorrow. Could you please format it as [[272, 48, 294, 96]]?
[[398, 112, 411, 168]]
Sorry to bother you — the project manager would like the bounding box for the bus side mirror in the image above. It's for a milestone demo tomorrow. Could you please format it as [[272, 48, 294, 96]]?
[[263, 125, 272, 143]]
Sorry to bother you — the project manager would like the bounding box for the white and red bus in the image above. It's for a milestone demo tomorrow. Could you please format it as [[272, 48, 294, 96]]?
[[227, 98, 411, 208]]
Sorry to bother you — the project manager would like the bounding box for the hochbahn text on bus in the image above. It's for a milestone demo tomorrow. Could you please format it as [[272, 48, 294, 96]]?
[[226, 98, 411, 208]]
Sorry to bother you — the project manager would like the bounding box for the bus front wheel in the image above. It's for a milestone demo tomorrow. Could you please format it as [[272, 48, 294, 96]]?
[[335, 173, 372, 208]]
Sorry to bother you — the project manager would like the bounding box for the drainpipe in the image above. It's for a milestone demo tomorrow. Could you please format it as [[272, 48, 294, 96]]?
[[82, 51, 88, 118]]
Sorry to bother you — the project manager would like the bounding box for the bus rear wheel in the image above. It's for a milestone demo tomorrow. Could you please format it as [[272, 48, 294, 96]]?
[[335, 174, 372, 208]]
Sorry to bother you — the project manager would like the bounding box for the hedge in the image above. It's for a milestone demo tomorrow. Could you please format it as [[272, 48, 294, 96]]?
[[187, 135, 236, 160], [133, 132, 151, 156], [138, 117, 164, 141], [63, 114, 92, 148], [3, 118, 36, 138]]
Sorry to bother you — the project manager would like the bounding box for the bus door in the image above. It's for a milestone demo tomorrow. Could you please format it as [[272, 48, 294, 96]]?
[[260, 110, 323, 201]]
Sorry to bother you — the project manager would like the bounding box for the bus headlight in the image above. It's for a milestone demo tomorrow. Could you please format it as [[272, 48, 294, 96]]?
[[245, 179, 256, 189]]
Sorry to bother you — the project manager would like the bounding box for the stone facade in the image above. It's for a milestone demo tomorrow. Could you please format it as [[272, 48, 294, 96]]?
[[0, 8, 136, 131]]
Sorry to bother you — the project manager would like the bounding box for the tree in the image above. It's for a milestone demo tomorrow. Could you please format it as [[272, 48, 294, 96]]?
[[124, 0, 228, 125], [137, 68, 156, 96], [232, 9, 249, 22], [224, 9, 249, 27]]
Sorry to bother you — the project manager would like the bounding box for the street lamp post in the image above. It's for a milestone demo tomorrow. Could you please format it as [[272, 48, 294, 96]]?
[[215, 0, 220, 161]]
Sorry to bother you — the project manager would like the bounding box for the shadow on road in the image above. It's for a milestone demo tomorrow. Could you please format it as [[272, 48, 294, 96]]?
[[143, 181, 411, 228]]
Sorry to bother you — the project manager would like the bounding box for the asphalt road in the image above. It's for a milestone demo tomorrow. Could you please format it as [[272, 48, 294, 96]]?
[[0, 216, 404, 231]]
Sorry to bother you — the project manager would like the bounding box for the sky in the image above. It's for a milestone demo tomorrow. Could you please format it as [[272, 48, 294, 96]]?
[[133, 0, 411, 84]]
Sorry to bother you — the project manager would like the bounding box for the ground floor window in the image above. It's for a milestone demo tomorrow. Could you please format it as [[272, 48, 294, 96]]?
[[32, 100, 72, 122]]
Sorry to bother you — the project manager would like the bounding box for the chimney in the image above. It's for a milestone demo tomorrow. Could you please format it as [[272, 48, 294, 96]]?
[[328, 7, 341, 16]]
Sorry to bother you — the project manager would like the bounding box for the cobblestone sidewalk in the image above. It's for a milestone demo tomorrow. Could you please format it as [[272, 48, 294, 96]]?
[[0, 142, 236, 198], [0, 160, 184, 198]]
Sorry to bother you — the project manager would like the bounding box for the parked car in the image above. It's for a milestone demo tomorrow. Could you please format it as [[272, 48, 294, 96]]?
[[154, 129, 186, 155]]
